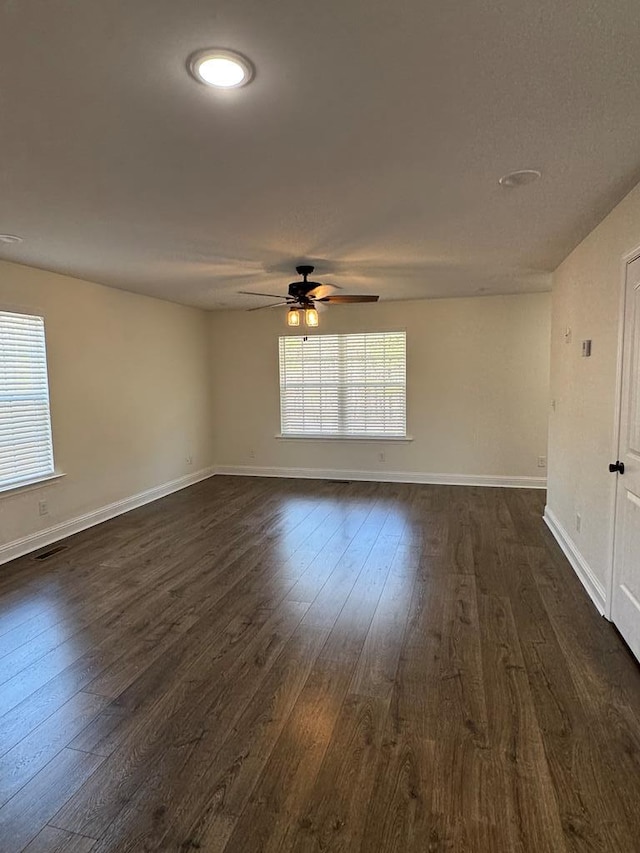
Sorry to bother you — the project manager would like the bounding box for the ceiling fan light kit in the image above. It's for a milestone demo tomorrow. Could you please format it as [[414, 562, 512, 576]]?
[[240, 264, 379, 328], [286, 305, 318, 327]]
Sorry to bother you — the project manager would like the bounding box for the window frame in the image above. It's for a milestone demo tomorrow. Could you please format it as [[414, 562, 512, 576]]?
[[0, 308, 57, 495], [277, 330, 408, 440]]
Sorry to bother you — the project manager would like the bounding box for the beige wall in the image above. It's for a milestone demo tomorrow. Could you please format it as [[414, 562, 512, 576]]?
[[0, 260, 214, 550], [548, 181, 640, 605], [210, 292, 551, 483]]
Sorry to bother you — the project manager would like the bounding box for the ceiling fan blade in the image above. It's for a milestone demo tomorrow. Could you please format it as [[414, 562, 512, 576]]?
[[247, 301, 290, 311], [317, 295, 380, 304], [306, 283, 339, 300], [239, 290, 287, 299]]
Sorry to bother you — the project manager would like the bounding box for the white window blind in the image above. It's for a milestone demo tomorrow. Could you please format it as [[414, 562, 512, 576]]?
[[0, 311, 54, 490], [279, 331, 406, 438]]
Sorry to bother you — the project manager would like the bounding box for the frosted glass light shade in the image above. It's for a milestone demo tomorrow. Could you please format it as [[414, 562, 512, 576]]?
[[305, 308, 319, 327]]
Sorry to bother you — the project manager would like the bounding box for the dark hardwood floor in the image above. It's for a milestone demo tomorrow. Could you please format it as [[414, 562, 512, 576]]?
[[0, 476, 639, 852]]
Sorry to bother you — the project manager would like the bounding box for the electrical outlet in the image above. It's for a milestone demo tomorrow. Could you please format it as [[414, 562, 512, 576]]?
[[378, 451, 386, 463], [38, 500, 48, 517], [249, 449, 255, 459], [186, 455, 193, 466], [575, 513, 581, 533], [537, 456, 547, 468]]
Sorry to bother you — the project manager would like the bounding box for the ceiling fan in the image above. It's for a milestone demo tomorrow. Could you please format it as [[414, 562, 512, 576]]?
[[239, 264, 379, 327]]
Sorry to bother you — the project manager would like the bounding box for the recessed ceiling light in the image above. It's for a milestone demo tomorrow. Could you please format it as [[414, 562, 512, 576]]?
[[499, 169, 542, 188], [0, 234, 23, 244], [188, 49, 254, 89]]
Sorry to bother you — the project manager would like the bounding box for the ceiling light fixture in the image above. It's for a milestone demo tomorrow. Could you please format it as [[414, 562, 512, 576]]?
[[498, 169, 542, 188], [0, 234, 23, 244], [188, 49, 254, 89]]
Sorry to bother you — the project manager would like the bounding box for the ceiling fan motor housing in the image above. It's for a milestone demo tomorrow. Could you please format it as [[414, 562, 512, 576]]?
[[289, 267, 320, 302], [288, 281, 320, 301]]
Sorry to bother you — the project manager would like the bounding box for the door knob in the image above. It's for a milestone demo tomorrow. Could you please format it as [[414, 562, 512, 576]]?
[[609, 461, 625, 474]]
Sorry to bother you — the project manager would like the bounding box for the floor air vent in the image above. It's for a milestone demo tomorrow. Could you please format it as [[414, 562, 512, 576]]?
[[33, 545, 68, 561]]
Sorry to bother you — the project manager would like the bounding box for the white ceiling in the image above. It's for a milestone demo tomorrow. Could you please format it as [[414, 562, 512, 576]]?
[[1, 0, 640, 309]]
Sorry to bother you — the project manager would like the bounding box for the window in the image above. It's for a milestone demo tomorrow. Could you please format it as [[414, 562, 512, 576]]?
[[279, 331, 406, 438], [0, 311, 54, 490]]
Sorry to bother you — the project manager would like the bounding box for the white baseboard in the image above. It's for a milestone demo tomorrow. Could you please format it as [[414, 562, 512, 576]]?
[[215, 465, 546, 489], [543, 506, 606, 615], [0, 466, 217, 567]]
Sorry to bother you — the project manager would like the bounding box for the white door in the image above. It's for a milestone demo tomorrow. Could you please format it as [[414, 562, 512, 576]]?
[[612, 254, 640, 660]]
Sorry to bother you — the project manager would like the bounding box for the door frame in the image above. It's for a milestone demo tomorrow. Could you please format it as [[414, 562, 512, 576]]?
[[606, 243, 640, 619]]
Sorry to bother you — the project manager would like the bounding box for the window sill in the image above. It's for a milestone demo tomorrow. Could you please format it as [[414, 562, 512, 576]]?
[[0, 472, 66, 498], [275, 434, 413, 442]]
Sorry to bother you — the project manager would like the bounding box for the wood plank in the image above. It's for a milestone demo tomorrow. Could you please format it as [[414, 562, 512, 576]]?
[[477, 592, 567, 852], [66, 607, 274, 757], [430, 572, 490, 848], [317, 532, 400, 665], [96, 621, 332, 853], [359, 726, 435, 852], [22, 826, 95, 853], [220, 658, 355, 853], [0, 691, 108, 807], [349, 543, 418, 700], [52, 601, 310, 840], [498, 539, 639, 852], [0, 748, 103, 853], [288, 693, 390, 852]]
